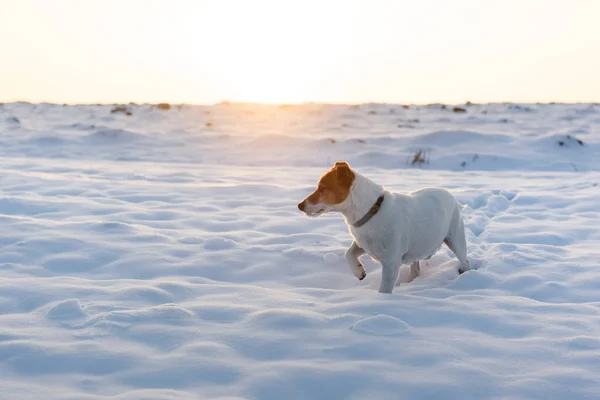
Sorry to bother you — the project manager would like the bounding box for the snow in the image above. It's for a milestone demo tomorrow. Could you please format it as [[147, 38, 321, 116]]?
[[0, 101, 599, 399]]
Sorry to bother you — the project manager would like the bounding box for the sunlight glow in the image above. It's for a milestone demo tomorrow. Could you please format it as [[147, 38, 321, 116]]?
[[1, 0, 599, 104]]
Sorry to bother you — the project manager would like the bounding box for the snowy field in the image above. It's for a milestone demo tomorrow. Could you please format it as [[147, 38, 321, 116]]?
[[0, 101, 599, 399]]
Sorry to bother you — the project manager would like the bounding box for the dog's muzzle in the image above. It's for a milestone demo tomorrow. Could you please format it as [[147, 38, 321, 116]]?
[[298, 201, 306, 212], [298, 201, 325, 217]]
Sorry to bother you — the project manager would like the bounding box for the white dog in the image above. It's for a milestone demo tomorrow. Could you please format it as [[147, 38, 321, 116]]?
[[298, 161, 470, 293]]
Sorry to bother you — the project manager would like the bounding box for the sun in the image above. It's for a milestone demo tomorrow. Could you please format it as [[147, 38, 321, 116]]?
[[218, 53, 322, 104], [166, 0, 360, 104]]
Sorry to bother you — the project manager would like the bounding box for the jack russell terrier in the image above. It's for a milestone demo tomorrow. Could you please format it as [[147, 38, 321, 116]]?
[[298, 161, 470, 293]]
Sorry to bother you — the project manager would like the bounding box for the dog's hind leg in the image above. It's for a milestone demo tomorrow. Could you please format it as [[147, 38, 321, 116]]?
[[445, 208, 470, 274], [407, 261, 420, 283], [345, 241, 366, 280]]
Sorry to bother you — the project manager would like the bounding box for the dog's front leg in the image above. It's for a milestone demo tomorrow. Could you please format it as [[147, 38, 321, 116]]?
[[379, 263, 400, 294], [345, 241, 366, 280]]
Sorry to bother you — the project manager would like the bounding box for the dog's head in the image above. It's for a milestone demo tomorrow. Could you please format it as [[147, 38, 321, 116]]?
[[298, 161, 355, 217]]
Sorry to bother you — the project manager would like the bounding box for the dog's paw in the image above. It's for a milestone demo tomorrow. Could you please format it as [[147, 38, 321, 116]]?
[[458, 266, 470, 275], [458, 260, 471, 275], [354, 263, 367, 280], [348, 259, 367, 281]]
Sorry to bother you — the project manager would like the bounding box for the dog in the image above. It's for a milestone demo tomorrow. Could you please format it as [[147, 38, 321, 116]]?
[[298, 161, 470, 293]]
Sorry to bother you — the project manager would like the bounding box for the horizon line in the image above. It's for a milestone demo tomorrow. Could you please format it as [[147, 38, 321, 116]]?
[[2, 99, 599, 107]]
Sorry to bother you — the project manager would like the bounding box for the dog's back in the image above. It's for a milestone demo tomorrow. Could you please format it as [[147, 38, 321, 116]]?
[[391, 188, 461, 263]]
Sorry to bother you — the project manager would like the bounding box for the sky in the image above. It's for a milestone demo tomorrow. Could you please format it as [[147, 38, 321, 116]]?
[[1, 0, 599, 105]]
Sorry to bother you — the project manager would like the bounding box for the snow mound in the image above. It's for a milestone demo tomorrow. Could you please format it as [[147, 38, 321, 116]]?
[[86, 128, 143, 143], [411, 130, 511, 146], [350, 314, 410, 336], [203, 237, 237, 250], [44, 298, 86, 320]]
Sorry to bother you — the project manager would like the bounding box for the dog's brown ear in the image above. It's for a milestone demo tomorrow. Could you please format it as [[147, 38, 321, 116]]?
[[334, 161, 354, 187]]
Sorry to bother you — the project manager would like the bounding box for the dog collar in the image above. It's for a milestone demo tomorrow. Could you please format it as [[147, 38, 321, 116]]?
[[353, 194, 385, 228]]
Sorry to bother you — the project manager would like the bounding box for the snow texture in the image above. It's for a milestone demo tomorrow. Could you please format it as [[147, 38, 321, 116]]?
[[0, 101, 599, 399]]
